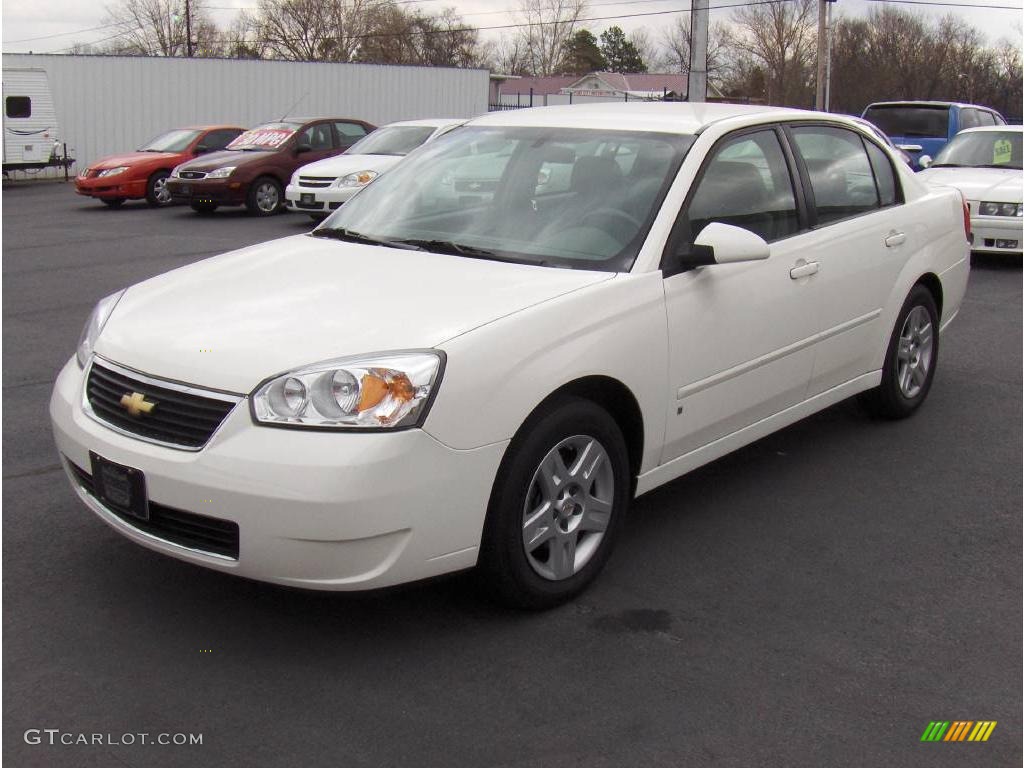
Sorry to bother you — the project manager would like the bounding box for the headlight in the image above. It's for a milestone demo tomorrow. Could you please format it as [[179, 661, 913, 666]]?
[[979, 201, 1022, 216], [251, 351, 444, 430], [337, 170, 379, 188], [206, 166, 236, 179], [97, 166, 128, 177], [76, 290, 127, 368]]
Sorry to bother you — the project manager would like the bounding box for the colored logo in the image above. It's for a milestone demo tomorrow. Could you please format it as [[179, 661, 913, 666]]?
[[119, 392, 156, 417], [921, 721, 996, 742]]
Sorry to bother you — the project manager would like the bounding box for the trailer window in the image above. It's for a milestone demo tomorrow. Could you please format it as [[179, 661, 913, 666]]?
[[6, 96, 31, 118]]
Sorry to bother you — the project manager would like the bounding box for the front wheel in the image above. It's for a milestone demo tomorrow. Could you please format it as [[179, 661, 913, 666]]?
[[246, 176, 283, 216], [479, 397, 630, 609], [860, 284, 939, 419]]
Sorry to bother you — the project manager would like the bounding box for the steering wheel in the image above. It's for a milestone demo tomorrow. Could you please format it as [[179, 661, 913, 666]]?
[[579, 207, 642, 241]]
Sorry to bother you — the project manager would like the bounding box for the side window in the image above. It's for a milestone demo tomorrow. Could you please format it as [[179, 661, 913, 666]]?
[[791, 126, 879, 226], [684, 130, 799, 243], [5, 96, 31, 118], [203, 130, 241, 151], [959, 109, 980, 130], [864, 140, 899, 207], [335, 122, 368, 147], [299, 123, 334, 150]]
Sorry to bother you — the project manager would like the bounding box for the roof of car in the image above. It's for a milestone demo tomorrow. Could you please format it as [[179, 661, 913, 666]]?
[[960, 124, 1024, 133], [382, 118, 466, 129], [183, 124, 244, 131], [865, 101, 996, 110], [274, 116, 368, 125], [469, 102, 811, 134]]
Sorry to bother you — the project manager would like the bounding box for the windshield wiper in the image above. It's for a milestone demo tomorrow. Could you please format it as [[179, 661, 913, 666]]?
[[309, 228, 420, 250], [929, 163, 961, 168], [390, 238, 495, 257]]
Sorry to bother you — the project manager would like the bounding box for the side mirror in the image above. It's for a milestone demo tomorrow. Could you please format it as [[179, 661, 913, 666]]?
[[918, 154, 933, 169], [296, 144, 312, 154], [665, 223, 769, 276], [193, 144, 210, 155]]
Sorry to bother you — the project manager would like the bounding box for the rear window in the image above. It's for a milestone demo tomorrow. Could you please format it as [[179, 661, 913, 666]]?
[[5, 96, 31, 118], [863, 105, 949, 139]]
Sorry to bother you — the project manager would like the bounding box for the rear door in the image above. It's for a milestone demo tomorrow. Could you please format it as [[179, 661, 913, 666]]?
[[783, 123, 910, 395]]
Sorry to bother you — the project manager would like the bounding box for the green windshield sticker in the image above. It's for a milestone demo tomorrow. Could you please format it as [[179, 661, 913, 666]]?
[[993, 139, 1012, 165]]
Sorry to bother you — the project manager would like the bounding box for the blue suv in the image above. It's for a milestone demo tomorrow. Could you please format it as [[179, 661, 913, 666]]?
[[862, 101, 1006, 170]]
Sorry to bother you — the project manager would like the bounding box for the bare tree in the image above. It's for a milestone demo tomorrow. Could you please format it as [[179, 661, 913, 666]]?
[[659, 16, 728, 82], [515, 0, 588, 75], [102, 0, 218, 56], [628, 28, 668, 72], [255, 0, 378, 62], [726, 0, 817, 106]]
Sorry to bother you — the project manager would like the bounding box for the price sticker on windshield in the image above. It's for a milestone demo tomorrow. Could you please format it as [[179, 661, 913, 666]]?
[[993, 139, 1012, 165], [228, 129, 294, 150]]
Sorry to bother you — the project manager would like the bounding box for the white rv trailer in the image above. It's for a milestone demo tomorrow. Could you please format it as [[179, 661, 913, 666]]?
[[2, 67, 63, 172]]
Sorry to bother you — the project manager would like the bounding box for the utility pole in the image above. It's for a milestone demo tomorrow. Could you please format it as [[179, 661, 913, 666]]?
[[815, 0, 826, 110], [824, 0, 834, 111], [185, 0, 194, 57], [688, 0, 709, 103]]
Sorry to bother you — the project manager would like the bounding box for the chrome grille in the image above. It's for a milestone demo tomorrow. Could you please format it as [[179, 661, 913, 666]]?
[[298, 176, 335, 188], [178, 170, 207, 180], [85, 361, 240, 450]]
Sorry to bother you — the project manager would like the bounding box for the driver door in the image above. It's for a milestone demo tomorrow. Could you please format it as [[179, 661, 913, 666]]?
[[661, 127, 819, 463]]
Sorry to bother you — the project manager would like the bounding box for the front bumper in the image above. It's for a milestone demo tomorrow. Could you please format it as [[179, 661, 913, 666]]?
[[50, 357, 507, 590], [166, 177, 246, 207], [75, 176, 146, 200], [284, 183, 359, 213], [969, 209, 1023, 255]]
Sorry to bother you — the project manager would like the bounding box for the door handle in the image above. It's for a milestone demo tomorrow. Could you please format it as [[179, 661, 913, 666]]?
[[790, 261, 819, 279], [884, 231, 906, 247]]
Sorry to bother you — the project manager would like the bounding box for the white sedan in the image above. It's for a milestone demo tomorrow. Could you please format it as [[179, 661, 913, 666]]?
[[51, 103, 970, 608], [284, 118, 464, 219], [919, 125, 1022, 256]]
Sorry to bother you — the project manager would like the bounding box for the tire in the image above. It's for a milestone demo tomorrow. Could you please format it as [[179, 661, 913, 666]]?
[[860, 284, 939, 419], [479, 396, 631, 609], [101, 198, 125, 208], [246, 176, 283, 216], [190, 201, 218, 214], [145, 170, 172, 207]]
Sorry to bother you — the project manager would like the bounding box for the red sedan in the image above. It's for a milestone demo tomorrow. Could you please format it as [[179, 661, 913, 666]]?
[[75, 125, 244, 207]]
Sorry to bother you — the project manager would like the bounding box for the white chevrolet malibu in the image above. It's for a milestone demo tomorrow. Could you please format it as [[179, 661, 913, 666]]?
[[284, 118, 464, 219], [51, 103, 971, 608], [918, 125, 1023, 257]]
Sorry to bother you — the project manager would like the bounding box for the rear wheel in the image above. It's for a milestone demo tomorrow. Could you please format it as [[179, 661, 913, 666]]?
[[860, 284, 939, 419], [479, 397, 630, 609], [246, 176, 283, 216], [145, 170, 172, 207], [190, 201, 218, 214], [101, 198, 125, 208]]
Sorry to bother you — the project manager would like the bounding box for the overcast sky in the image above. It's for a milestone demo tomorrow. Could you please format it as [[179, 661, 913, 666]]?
[[2, 0, 1021, 55]]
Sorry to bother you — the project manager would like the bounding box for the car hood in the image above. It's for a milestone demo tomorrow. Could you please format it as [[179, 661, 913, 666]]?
[[89, 151, 179, 170], [294, 154, 403, 178], [918, 167, 1023, 202], [177, 149, 277, 172], [96, 235, 613, 393]]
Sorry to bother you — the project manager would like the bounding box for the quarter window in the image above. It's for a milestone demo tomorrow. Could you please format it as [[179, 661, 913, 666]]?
[[791, 126, 879, 225], [5, 96, 30, 118], [863, 140, 899, 207], [335, 122, 368, 146], [683, 130, 799, 243]]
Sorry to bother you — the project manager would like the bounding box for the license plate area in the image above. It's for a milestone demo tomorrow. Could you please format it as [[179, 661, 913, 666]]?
[[300, 193, 315, 204], [89, 451, 149, 521]]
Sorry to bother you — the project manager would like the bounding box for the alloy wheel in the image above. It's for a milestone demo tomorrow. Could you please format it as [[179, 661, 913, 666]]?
[[896, 305, 933, 398], [255, 182, 279, 213], [522, 435, 614, 581], [153, 176, 172, 204]]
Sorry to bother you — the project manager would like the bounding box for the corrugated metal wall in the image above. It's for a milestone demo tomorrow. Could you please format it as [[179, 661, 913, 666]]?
[[2, 54, 489, 171]]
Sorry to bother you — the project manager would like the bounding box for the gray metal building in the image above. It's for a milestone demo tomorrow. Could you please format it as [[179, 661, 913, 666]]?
[[2, 53, 490, 171]]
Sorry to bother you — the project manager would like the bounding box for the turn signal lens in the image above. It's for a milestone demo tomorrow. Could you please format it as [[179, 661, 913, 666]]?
[[251, 352, 443, 429]]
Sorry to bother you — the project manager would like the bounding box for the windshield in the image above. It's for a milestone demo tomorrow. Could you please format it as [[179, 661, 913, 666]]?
[[317, 126, 693, 272], [932, 131, 1023, 169], [226, 123, 297, 151], [138, 129, 201, 153], [863, 105, 949, 139], [346, 125, 437, 156]]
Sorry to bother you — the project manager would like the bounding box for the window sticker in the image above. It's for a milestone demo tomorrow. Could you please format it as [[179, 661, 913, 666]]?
[[993, 139, 1012, 165], [227, 128, 294, 150]]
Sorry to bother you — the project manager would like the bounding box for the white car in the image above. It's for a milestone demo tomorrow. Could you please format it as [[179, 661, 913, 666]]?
[[918, 125, 1023, 256], [51, 103, 970, 608], [284, 118, 464, 219]]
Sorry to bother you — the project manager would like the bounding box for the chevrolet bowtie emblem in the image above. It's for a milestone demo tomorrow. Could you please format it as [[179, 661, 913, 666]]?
[[120, 392, 156, 417]]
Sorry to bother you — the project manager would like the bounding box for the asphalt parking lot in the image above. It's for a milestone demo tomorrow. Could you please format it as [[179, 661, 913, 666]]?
[[3, 180, 1021, 767]]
